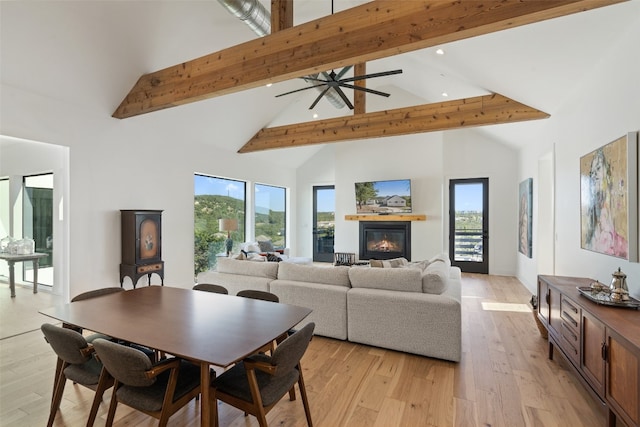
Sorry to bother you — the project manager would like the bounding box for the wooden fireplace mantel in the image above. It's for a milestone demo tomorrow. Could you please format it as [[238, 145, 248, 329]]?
[[345, 214, 426, 222]]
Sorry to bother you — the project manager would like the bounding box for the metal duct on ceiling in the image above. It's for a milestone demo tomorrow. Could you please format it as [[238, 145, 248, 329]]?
[[217, 0, 346, 109]]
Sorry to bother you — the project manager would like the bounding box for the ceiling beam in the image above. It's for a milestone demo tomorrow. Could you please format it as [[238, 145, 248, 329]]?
[[271, 0, 293, 32], [238, 94, 550, 153], [112, 0, 623, 119]]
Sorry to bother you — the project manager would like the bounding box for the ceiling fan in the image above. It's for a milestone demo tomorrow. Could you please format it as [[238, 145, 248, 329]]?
[[275, 66, 403, 110]]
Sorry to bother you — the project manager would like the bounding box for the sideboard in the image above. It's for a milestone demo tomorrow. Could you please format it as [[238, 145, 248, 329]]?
[[537, 275, 640, 427]]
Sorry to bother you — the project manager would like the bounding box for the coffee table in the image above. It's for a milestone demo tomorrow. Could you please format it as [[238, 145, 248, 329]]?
[[39, 286, 312, 426]]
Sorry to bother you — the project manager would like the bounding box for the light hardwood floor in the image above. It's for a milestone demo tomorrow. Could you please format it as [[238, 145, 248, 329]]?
[[0, 275, 609, 426]]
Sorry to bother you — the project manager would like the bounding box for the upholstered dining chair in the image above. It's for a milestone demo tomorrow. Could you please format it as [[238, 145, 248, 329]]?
[[210, 322, 315, 427], [236, 289, 279, 302], [92, 338, 202, 427], [41, 323, 113, 427], [193, 283, 228, 294]]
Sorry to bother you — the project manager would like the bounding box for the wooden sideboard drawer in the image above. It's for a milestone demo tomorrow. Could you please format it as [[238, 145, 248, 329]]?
[[137, 263, 162, 274]]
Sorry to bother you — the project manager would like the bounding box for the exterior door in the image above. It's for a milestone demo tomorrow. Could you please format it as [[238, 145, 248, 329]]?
[[313, 185, 335, 263], [449, 178, 489, 274], [23, 173, 54, 286]]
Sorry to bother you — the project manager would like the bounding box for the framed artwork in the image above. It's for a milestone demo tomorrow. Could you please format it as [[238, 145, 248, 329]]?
[[580, 131, 638, 261], [519, 178, 533, 258]]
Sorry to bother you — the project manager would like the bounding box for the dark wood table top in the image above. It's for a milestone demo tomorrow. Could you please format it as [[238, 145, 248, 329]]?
[[40, 286, 312, 367]]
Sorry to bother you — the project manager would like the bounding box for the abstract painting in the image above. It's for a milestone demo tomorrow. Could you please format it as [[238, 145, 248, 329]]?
[[580, 132, 638, 261], [519, 178, 533, 258]]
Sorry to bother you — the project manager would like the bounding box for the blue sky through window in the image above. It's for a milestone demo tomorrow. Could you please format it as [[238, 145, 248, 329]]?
[[455, 183, 483, 212], [195, 175, 245, 198]]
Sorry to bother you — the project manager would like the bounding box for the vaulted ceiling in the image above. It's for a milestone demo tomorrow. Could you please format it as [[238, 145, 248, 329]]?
[[1, 0, 638, 167]]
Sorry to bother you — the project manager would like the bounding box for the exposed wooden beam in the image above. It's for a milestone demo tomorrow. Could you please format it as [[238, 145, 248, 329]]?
[[238, 94, 549, 153], [271, 0, 293, 32], [113, 0, 623, 118]]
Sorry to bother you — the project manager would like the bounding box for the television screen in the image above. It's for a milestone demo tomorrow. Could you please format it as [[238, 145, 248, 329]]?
[[355, 179, 412, 214]]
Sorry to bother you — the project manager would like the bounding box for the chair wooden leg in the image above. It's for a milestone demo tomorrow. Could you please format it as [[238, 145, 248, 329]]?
[[51, 357, 64, 405], [298, 369, 313, 427], [86, 368, 112, 427], [47, 364, 68, 427], [105, 381, 120, 427], [209, 387, 219, 427]]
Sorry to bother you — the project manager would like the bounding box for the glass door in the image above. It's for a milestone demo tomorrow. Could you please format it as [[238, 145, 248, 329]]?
[[24, 173, 54, 286], [313, 186, 335, 263], [449, 178, 489, 274]]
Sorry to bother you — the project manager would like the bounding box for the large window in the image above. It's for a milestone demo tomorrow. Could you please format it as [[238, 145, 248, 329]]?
[[194, 175, 246, 276], [254, 184, 286, 249], [24, 173, 54, 285]]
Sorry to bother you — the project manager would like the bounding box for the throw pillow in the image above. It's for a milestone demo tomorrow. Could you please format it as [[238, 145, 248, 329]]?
[[369, 259, 383, 268], [266, 253, 282, 262], [258, 240, 275, 252], [381, 257, 409, 268], [235, 251, 247, 260]]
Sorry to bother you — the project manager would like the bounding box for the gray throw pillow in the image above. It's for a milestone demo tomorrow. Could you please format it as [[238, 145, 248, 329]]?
[[258, 240, 274, 252]]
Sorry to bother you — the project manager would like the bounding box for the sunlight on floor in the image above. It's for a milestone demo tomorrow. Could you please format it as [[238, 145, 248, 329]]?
[[481, 302, 531, 312]]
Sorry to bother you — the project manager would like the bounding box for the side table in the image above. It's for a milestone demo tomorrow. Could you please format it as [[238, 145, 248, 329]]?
[[0, 252, 48, 297]]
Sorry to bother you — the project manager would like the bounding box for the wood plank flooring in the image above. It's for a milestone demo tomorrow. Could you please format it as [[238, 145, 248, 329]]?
[[0, 274, 609, 426]]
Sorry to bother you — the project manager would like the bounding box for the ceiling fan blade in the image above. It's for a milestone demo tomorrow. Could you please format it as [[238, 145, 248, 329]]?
[[339, 82, 391, 97], [335, 65, 353, 80], [333, 86, 354, 110], [340, 69, 403, 83], [309, 86, 332, 110], [275, 83, 327, 98], [302, 75, 330, 83]]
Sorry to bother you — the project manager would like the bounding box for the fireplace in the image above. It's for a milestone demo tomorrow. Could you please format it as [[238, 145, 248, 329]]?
[[359, 221, 411, 261]]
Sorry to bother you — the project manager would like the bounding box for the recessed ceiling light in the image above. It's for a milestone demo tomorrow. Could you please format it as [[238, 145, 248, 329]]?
[[442, 92, 449, 97], [313, 113, 319, 119], [266, 83, 273, 87], [436, 48, 445, 55]]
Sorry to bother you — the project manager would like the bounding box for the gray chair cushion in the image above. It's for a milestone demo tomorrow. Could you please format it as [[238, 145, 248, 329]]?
[[93, 339, 155, 387], [212, 323, 315, 407], [116, 360, 201, 412]]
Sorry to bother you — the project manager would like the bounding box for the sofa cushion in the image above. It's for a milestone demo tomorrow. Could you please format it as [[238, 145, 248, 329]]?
[[216, 258, 278, 280], [277, 263, 351, 287], [422, 261, 449, 294], [348, 267, 422, 293]]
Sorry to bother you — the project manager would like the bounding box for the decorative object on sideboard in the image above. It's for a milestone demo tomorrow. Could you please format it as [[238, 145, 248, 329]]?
[[219, 218, 238, 256], [579, 131, 639, 261]]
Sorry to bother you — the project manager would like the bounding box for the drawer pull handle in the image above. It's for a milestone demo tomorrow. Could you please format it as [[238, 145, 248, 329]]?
[[562, 311, 578, 327], [562, 298, 578, 313]]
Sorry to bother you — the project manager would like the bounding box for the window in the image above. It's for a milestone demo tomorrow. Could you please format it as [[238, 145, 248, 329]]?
[[254, 183, 286, 249], [194, 175, 246, 276], [24, 173, 54, 285]]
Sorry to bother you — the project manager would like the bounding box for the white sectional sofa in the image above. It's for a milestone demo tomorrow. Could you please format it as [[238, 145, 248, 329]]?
[[196, 255, 462, 362]]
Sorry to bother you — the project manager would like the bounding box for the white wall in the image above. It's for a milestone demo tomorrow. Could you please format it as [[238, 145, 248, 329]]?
[[0, 85, 298, 299], [517, 19, 640, 297], [296, 130, 518, 269], [443, 129, 519, 276]]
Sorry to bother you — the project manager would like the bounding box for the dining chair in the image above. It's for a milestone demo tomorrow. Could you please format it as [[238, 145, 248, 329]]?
[[92, 338, 202, 427], [236, 289, 279, 302], [41, 323, 113, 427], [210, 322, 315, 427], [193, 283, 228, 294]]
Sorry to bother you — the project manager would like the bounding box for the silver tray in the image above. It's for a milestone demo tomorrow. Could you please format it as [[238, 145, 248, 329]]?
[[577, 287, 640, 309]]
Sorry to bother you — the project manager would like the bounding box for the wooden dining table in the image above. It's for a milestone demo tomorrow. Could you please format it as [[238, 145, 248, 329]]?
[[39, 285, 312, 427]]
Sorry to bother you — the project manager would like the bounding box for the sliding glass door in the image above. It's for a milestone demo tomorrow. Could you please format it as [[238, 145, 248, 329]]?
[[24, 173, 54, 286]]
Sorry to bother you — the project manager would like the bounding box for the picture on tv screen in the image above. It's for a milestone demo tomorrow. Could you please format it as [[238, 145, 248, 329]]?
[[355, 179, 412, 214]]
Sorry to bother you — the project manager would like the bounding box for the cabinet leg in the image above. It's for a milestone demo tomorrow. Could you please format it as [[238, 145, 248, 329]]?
[[607, 408, 616, 427], [548, 340, 554, 360]]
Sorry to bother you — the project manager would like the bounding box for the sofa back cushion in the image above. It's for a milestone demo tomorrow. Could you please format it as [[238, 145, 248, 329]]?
[[348, 267, 422, 293], [216, 257, 278, 280], [277, 263, 351, 287], [422, 261, 449, 294]]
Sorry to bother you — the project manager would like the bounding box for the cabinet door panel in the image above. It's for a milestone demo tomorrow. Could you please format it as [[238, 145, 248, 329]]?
[[607, 331, 639, 426], [582, 311, 605, 396], [548, 286, 562, 337]]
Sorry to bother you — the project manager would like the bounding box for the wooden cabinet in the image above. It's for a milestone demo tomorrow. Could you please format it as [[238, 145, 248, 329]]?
[[538, 275, 640, 427], [119, 210, 164, 288]]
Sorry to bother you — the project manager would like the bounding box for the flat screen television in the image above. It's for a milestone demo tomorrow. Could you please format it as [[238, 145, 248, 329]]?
[[355, 179, 412, 214]]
